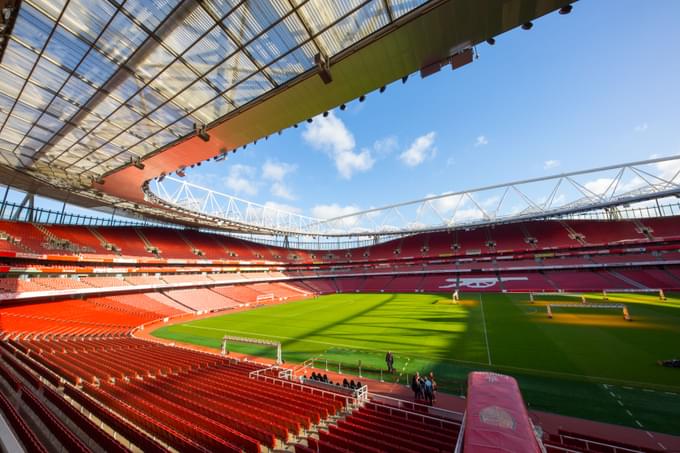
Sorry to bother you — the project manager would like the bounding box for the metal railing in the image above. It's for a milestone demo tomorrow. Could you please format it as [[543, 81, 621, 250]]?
[[0, 201, 176, 228], [551, 434, 648, 453], [250, 372, 356, 409], [366, 393, 464, 425]]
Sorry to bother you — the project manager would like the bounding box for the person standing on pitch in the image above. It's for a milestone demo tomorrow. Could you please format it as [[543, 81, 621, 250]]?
[[412, 372, 422, 400], [385, 351, 394, 373]]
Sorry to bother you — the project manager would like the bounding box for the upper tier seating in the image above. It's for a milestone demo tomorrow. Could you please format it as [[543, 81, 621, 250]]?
[[43, 224, 110, 254], [94, 228, 152, 256], [178, 229, 230, 258], [0, 221, 50, 254], [640, 217, 680, 241], [566, 220, 645, 245], [488, 223, 532, 251], [0, 217, 679, 264], [140, 228, 196, 259], [522, 221, 577, 249]]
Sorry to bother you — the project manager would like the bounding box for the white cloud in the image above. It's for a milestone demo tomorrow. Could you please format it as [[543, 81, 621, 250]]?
[[311, 203, 361, 220], [185, 172, 217, 187], [223, 164, 258, 196], [446, 157, 456, 167], [302, 112, 375, 179], [422, 192, 502, 223], [262, 160, 297, 200], [474, 135, 489, 147], [270, 182, 295, 200], [373, 136, 398, 156], [656, 158, 680, 181], [583, 177, 618, 195], [335, 149, 375, 178], [399, 132, 437, 167], [583, 176, 645, 195], [634, 123, 648, 132], [262, 160, 296, 182], [262, 201, 302, 214], [544, 159, 560, 170], [423, 192, 465, 216]]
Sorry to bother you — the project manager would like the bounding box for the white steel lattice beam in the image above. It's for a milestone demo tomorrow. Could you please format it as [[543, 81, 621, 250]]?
[[149, 154, 680, 236]]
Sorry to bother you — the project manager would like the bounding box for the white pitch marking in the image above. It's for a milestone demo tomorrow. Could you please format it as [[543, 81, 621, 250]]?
[[478, 293, 492, 366], [658, 442, 667, 450], [626, 409, 633, 416], [635, 420, 643, 427], [617, 400, 624, 407], [646, 431, 654, 438], [609, 391, 616, 398]]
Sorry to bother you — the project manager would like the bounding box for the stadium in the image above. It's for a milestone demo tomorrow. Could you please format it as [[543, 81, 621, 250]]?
[[0, 0, 679, 451]]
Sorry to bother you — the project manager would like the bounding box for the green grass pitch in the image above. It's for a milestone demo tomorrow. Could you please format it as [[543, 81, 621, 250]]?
[[152, 292, 680, 435]]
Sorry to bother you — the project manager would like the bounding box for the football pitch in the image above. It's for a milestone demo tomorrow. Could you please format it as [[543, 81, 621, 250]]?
[[152, 292, 680, 435]]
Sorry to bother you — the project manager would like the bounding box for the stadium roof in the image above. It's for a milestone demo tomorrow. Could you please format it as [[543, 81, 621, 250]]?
[[0, 0, 575, 231]]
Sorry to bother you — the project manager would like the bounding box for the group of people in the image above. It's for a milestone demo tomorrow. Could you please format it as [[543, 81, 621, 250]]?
[[306, 372, 363, 390], [411, 371, 437, 405], [386, 352, 438, 405]]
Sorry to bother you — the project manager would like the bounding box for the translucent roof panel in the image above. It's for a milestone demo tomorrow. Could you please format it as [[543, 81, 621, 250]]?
[[0, 0, 430, 175]]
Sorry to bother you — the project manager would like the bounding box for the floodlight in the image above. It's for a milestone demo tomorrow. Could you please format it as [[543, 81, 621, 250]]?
[[559, 5, 573, 15], [486, 38, 495, 45], [521, 22, 533, 30]]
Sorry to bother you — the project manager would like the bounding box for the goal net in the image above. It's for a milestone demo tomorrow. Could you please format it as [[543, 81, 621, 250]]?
[[221, 335, 282, 364]]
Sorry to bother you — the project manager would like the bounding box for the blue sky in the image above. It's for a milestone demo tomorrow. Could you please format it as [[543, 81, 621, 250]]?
[[178, 0, 680, 220], [12, 0, 680, 222]]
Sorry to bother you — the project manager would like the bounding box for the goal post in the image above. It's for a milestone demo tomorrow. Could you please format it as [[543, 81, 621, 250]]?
[[221, 335, 282, 364]]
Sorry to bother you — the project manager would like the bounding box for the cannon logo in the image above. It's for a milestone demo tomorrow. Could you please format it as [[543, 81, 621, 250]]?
[[439, 276, 528, 289]]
